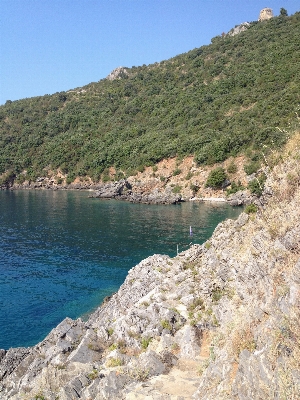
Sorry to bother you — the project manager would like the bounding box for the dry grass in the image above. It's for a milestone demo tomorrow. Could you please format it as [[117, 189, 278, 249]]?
[[230, 327, 256, 360]]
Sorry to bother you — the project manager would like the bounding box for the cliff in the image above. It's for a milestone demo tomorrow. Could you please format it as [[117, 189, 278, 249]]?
[[0, 134, 299, 399]]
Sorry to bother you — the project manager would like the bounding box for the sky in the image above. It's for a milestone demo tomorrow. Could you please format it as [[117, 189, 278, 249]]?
[[0, 0, 299, 105]]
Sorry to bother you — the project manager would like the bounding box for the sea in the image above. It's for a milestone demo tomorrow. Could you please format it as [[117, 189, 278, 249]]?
[[0, 190, 242, 350]]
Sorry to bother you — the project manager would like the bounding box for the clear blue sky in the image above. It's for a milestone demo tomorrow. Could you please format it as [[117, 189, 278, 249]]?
[[0, 0, 298, 105]]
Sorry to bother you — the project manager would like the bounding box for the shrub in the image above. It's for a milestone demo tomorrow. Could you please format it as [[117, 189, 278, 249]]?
[[226, 180, 244, 195], [102, 173, 111, 183], [185, 171, 193, 180], [248, 173, 266, 196], [107, 328, 114, 337], [141, 337, 152, 349], [172, 185, 182, 194], [109, 343, 118, 351], [231, 328, 256, 359], [227, 161, 238, 174], [66, 171, 76, 184], [106, 357, 123, 367], [115, 170, 125, 181], [173, 168, 181, 176], [190, 183, 199, 193], [88, 369, 99, 380], [15, 174, 26, 184], [205, 167, 227, 188], [212, 288, 225, 303], [161, 320, 172, 331], [244, 161, 260, 175], [245, 203, 258, 214], [129, 367, 149, 381]]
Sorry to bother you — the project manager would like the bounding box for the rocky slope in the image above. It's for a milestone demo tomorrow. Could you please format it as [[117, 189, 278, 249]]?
[[0, 136, 299, 399]]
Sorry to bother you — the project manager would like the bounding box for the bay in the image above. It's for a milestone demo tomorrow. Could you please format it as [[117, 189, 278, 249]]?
[[0, 190, 242, 349]]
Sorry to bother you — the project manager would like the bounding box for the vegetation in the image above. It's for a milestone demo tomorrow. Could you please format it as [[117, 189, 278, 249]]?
[[226, 180, 244, 195], [248, 173, 267, 196], [0, 13, 299, 182], [245, 203, 258, 214], [106, 357, 123, 367], [244, 161, 260, 175], [226, 161, 238, 174], [205, 167, 227, 188], [141, 337, 152, 349]]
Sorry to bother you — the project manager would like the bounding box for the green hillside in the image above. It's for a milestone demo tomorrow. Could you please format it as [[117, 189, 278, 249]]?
[[0, 12, 299, 183]]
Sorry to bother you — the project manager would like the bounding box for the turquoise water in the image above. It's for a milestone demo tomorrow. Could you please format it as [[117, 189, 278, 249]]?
[[0, 190, 242, 349]]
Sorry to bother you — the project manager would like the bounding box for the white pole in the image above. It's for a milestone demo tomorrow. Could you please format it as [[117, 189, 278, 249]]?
[[177, 244, 179, 255]]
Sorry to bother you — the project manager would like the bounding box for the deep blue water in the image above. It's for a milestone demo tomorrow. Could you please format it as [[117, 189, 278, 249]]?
[[0, 190, 242, 349]]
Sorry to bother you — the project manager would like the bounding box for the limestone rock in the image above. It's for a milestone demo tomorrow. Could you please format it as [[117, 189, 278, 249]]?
[[106, 67, 128, 81], [226, 189, 256, 206], [228, 22, 250, 37]]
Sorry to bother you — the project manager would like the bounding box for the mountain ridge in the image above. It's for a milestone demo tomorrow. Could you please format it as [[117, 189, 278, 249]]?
[[0, 12, 299, 187]]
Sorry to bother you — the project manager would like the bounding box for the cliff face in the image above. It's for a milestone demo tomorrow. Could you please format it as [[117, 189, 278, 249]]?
[[0, 136, 300, 399]]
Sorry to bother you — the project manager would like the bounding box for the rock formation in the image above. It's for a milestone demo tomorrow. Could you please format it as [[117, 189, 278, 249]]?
[[106, 67, 129, 81], [1, 140, 300, 398], [227, 22, 250, 37], [258, 8, 274, 21], [90, 179, 182, 204]]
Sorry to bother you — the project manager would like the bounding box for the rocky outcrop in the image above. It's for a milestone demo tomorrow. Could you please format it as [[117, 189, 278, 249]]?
[[106, 67, 129, 81], [226, 189, 257, 206], [227, 22, 250, 37], [90, 179, 183, 204], [258, 8, 274, 21], [1, 149, 300, 399]]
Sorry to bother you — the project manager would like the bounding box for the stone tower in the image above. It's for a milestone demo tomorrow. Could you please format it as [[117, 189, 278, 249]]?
[[258, 8, 274, 21]]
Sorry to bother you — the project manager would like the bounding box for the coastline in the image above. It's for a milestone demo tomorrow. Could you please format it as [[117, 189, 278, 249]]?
[[1, 157, 299, 398]]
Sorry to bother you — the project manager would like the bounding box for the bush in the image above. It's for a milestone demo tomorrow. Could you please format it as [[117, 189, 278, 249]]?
[[245, 203, 258, 214], [248, 173, 266, 196], [227, 161, 238, 174], [106, 357, 123, 367], [185, 171, 193, 180], [226, 180, 244, 195], [205, 167, 227, 188], [244, 161, 260, 175], [172, 185, 182, 194], [141, 337, 152, 349], [173, 168, 181, 176], [161, 320, 172, 331], [190, 183, 200, 194]]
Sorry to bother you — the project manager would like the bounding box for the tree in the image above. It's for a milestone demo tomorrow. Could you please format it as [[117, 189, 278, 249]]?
[[205, 167, 227, 189], [280, 8, 288, 17]]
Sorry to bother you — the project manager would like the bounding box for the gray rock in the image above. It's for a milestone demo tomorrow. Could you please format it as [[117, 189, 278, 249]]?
[[137, 350, 165, 376], [227, 189, 256, 206]]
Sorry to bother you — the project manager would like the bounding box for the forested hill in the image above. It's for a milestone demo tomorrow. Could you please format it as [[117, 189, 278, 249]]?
[[1, 12, 299, 183]]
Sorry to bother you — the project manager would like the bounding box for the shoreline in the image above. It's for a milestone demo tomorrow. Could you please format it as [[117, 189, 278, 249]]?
[[4, 184, 232, 205]]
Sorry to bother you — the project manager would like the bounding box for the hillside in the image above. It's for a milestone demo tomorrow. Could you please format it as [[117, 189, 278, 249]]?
[[0, 127, 299, 399], [0, 12, 299, 185]]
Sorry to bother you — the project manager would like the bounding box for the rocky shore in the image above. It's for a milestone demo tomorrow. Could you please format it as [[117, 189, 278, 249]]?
[[2, 154, 258, 206], [4, 177, 256, 206], [1, 148, 299, 399], [89, 179, 182, 204]]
